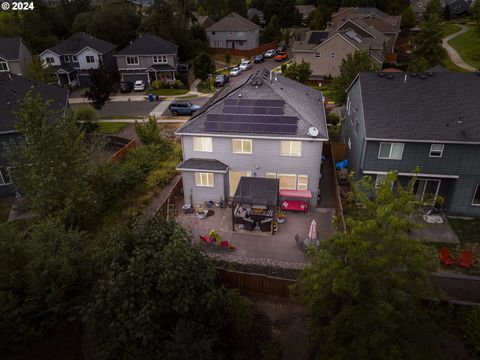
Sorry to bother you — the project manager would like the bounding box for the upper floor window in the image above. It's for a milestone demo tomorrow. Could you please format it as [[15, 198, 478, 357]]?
[[314, 52, 320, 58], [281, 141, 302, 156], [378, 142, 404, 160], [195, 172, 214, 187], [72, 55, 78, 62], [0, 167, 12, 186], [472, 185, 480, 206], [193, 137, 212, 152], [153, 55, 167, 64], [232, 139, 252, 154], [86, 55, 95, 64], [211, 31, 216, 35], [44, 57, 54, 64], [0, 62, 8, 72], [62, 55, 70, 62], [331, 53, 335, 59], [429, 144, 444, 158], [126, 56, 139, 65]]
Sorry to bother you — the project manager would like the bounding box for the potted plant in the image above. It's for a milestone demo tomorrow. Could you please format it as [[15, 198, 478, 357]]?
[[276, 212, 286, 224]]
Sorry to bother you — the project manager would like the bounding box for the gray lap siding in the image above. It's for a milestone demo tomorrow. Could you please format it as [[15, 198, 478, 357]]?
[[181, 172, 227, 205]]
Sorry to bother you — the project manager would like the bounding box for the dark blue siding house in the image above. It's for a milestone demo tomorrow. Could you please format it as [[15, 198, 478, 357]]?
[[342, 71, 480, 217]]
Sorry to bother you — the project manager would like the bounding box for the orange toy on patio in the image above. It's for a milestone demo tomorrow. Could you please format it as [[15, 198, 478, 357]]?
[[439, 247, 455, 267]]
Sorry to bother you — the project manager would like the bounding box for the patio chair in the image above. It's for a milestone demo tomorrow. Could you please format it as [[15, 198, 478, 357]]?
[[439, 247, 455, 267], [295, 234, 303, 248], [458, 250, 473, 269], [260, 219, 272, 232], [243, 218, 255, 231]]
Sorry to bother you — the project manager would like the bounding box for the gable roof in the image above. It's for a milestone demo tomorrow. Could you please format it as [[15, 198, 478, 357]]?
[[295, 4, 316, 14], [117, 34, 178, 56], [0, 37, 26, 60], [0, 73, 68, 133], [207, 12, 260, 31], [177, 69, 328, 141], [355, 72, 480, 143], [45, 32, 116, 55], [176, 158, 229, 172]]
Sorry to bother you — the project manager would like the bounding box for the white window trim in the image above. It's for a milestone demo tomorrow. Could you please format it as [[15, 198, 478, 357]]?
[[86, 55, 95, 64], [63, 55, 70, 63], [72, 55, 78, 62], [126, 56, 139, 65], [153, 55, 167, 64], [280, 141, 302, 157], [375, 174, 386, 188], [229, 170, 252, 196], [277, 174, 297, 190], [472, 184, 480, 206], [44, 57, 54, 64], [0, 61, 10, 72], [195, 172, 214, 187], [297, 175, 308, 190], [0, 167, 12, 186], [314, 52, 320, 58], [378, 142, 404, 160], [429, 144, 444, 158], [265, 172, 276, 178], [193, 137, 213, 152], [416, 179, 441, 203], [232, 139, 252, 154]]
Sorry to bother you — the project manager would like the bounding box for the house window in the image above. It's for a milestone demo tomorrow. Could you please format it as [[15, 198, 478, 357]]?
[[232, 139, 252, 154], [0, 62, 8, 72], [239, 41, 244, 46], [375, 174, 387, 188], [62, 55, 70, 62], [126, 56, 139, 65], [378, 142, 404, 160], [72, 55, 78, 62], [472, 185, 480, 206], [265, 172, 276, 178], [414, 179, 440, 205], [281, 141, 302, 156], [211, 31, 215, 35], [153, 55, 167, 64], [86, 55, 95, 64], [297, 175, 308, 190], [237, 32, 245, 36], [331, 53, 335, 59], [0, 167, 12, 186], [44, 57, 54, 64], [277, 174, 297, 190], [229, 170, 251, 196], [429, 144, 444, 158], [195, 172, 214, 187], [193, 137, 213, 152], [314, 52, 320, 58]]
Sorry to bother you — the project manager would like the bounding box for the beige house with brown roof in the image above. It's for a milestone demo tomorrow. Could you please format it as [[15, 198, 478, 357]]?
[[207, 12, 260, 50]]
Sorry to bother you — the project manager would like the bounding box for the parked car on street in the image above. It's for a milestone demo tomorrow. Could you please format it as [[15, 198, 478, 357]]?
[[133, 80, 145, 91], [239, 60, 252, 71], [119, 81, 133, 93], [230, 67, 242, 76], [264, 49, 276, 58], [168, 101, 201, 116], [254, 54, 264, 63], [275, 52, 288, 62], [214, 74, 229, 87], [276, 45, 286, 53]]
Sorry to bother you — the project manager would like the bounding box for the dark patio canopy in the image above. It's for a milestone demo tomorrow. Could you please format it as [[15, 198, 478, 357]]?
[[232, 177, 279, 207]]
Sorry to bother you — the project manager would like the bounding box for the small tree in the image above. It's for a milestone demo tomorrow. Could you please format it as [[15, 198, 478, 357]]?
[[280, 28, 293, 48], [332, 51, 376, 104], [282, 61, 312, 84], [471, 1, 480, 24], [72, 105, 99, 132], [297, 172, 441, 359], [27, 55, 56, 83], [425, 0, 443, 21], [400, 6, 417, 32], [193, 52, 215, 81], [85, 61, 113, 110], [224, 53, 231, 67], [261, 15, 280, 43], [134, 115, 161, 145]]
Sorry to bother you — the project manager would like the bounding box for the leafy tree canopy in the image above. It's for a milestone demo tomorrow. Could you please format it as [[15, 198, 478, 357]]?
[[282, 60, 312, 84], [193, 52, 215, 80], [400, 6, 417, 32], [85, 63, 113, 110]]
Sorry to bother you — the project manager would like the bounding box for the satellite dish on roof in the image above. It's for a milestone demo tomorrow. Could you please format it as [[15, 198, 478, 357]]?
[[308, 127, 319, 137]]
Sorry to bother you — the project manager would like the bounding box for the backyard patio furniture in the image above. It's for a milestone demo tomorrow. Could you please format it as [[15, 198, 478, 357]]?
[[281, 199, 308, 213], [303, 237, 319, 250], [295, 234, 303, 248], [279, 190, 311, 213], [458, 250, 473, 269], [439, 247, 455, 267], [244, 218, 255, 231], [260, 218, 273, 232]]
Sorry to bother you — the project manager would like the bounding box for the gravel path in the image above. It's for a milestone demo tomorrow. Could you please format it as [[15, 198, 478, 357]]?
[[442, 24, 477, 71]]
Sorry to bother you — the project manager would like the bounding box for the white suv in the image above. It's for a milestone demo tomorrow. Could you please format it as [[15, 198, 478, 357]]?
[[239, 60, 252, 71]]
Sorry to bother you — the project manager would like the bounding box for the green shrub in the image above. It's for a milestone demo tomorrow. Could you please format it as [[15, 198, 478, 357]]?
[[171, 80, 185, 89], [460, 306, 480, 354], [152, 79, 167, 90], [327, 112, 340, 126], [146, 167, 176, 188], [134, 116, 161, 145]]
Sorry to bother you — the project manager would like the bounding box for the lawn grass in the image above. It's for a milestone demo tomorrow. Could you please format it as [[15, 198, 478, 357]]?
[[148, 88, 190, 96], [448, 24, 480, 69], [448, 218, 480, 243], [442, 23, 462, 38], [441, 55, 469, 72], [213, 53, 244, 68], [197, 78, 216, 93], [96, 122, 129, 134], [98, 115, 142, 120]]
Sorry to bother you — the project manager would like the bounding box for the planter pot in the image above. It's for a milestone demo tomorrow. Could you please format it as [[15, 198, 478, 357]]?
[[277, 218, 285, 224], [197, 210, 207, 219]]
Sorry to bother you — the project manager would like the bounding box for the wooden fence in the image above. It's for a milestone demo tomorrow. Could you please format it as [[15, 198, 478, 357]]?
[[324, 143, 347, 232], [110, 139, 136, 162], [331, 142, 347, 162], [211, 42, 278, 58], [216, 268, 297, 299], [154, 175, 183, 219]]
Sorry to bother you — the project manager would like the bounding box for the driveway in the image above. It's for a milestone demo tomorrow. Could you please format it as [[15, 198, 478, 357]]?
[[442, 25, 476, 71]]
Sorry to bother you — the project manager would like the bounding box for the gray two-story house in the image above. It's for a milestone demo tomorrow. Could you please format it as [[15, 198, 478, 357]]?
[[0, 37, 32, 76], [40, 32, 117, 87], [0, 73, 69, 196], [207, 12, 260, 50], [342, 71, 480, 217], [116, 34, 178, 84], [175, 70, 328, 207]]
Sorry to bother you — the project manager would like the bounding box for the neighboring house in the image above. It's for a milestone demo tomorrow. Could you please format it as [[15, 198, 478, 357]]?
[[207, 12, 261, 50], [127, 0, 154, 6], [342, 71, 480, 217], [0, 37, 32, 76], [40, 32, 117, 87], [410, 0, 428, 21], [116, 34, 178, 84], [247, 7, 266, 25], [444, 0, 471, 16], [0, 73, 69, 196], [191, 11, 215, 28], [175, 70, 328, 207], [295, 4, 316, 21], [292, 30, 383, 78], [329, 7, 401, 54]]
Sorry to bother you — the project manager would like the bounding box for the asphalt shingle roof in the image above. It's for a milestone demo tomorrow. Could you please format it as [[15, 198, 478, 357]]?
[[118, 34, 178, 56], [177, 69, 328, 140], [0, 73, 68, 133], [207, 12, 260, 31], [47, 32, 116, 55], [0, 37, 23, 60], [177, 158, 229, 172], [357, 72, 480, 142]]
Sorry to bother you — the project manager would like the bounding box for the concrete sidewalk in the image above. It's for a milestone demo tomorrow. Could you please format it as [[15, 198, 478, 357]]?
[[96, 117, 188, 123], [442, 25, 476, 72]]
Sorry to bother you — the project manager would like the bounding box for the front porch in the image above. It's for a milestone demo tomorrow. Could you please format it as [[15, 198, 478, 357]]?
[[56, 65, 77, 88], [146, 64, 176, 83]]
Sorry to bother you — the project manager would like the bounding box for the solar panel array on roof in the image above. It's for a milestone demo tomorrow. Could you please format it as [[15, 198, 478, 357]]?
[[308, 31, 329, 44], [223, 106, 283, 115], [224, 98, 285, 108], [205, 113, 298, 135]]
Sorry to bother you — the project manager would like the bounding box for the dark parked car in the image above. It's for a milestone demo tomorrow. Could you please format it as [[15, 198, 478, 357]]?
[[168, 101, 201, 116], [276, 45, 286, 53], [254, 54, 264, 63], [119, 81, 133, 93], [214, 74, 229, 87]]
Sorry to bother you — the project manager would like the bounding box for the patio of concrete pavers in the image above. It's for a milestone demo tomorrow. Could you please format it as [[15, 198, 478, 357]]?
[[177, 207, 336, 264]]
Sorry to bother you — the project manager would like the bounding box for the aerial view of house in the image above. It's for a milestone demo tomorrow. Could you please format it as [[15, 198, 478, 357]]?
[[207, 12, 261, 50], [0, 37, 32, 76], [40, 32, 117, 87]]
